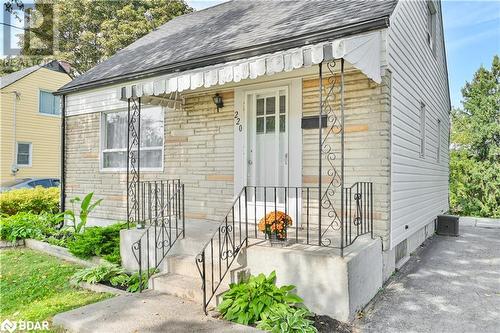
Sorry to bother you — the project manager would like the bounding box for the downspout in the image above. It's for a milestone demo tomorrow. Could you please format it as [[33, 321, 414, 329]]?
[[10, 91, 20, 177], [60, 94, 66, 212]]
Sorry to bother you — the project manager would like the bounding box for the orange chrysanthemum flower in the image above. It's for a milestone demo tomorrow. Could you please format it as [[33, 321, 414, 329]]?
[[258, 211, 292, 240]]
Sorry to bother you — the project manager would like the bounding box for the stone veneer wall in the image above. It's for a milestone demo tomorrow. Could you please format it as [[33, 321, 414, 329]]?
[[64, 70, 390, 245], [64, 91, 235, 222], [301, 70, 391, 246]]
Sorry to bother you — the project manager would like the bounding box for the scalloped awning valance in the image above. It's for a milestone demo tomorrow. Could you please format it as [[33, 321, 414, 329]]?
[[121, 31, 382, 100]]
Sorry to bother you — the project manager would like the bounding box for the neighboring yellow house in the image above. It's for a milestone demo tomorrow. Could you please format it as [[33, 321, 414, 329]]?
[[0, 60, 72, 182]]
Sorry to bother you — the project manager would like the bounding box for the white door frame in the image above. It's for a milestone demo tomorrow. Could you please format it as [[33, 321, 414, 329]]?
[[233, 78, 302, 223]]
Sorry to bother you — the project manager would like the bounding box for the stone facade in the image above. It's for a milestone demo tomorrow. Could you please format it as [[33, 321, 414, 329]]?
[[64, 69, 391, 246]]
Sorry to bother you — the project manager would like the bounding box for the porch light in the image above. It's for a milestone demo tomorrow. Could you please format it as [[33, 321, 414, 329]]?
[[212, 93, 223, 112]]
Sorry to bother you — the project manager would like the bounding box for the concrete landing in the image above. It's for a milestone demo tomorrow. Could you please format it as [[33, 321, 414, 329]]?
[[53, 290, 261, 333]]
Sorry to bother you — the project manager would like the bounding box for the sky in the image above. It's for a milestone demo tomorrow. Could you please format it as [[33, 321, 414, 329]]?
[[2, 0, 499, 109]]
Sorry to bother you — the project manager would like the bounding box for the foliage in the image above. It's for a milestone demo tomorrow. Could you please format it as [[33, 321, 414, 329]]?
[[42, 228, 74, 247], [256, 303, 317, 333], [3, 0, 193, 74], [0, 187, 60, 216], [65, 192, 103, 234], [258, 211, 293, 240], [0, 248, 112, 323], [72, 264, 156, 293], [67, 222, 126, 264], [72, 263, 128, 285], [126, 270, 156, 293], [0, 211, 64, 242], [218, 271, 304, 325], [450, 55, 500, 217]]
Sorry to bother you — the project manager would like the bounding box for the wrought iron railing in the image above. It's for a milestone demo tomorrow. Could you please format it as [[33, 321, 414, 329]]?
[[131, 179, 185, 291], [195, 182, 372, 313]]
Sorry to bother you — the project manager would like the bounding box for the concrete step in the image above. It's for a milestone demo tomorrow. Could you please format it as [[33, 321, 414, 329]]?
[[165, 254, 200, 279], [169, 237, 207, 256], [150, 273, 203, 304]]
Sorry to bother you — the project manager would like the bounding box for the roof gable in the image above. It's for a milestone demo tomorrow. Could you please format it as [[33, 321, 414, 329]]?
[[60, 0, 397, 93], [1, 60, 71, 89]]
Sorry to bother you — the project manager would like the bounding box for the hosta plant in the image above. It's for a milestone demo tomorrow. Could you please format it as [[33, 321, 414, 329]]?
[[217, 271, 303, 325], [256, 303, 318, 333]]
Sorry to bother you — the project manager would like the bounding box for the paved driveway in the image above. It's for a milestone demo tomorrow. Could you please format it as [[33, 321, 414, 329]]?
[[356, 218, 500, 333]]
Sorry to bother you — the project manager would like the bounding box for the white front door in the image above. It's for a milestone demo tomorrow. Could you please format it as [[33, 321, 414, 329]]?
[[245, 87, 299, 223], [248, 88, 288, 188]]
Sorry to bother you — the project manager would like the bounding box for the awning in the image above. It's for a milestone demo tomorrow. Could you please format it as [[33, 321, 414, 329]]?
[[121, 31, 382, 100]]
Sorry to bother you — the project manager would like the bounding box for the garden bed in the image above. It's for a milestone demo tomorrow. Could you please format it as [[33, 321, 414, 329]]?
[[311, 314, 353, 333], [24, 239, 106, 267]]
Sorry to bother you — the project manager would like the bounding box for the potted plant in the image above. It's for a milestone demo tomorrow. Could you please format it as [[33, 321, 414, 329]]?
[[258, 211, 292, 245]]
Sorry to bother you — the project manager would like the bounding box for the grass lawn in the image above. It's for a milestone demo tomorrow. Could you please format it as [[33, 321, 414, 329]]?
[[0, 248, 113, 330]]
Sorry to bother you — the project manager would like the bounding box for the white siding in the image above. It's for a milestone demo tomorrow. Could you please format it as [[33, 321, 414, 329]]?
[[66, 86, 126, 116], [388, 0, 451, 248]]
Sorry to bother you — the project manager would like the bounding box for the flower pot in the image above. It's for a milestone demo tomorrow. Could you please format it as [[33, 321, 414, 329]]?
[[268, 231, 287, 247]]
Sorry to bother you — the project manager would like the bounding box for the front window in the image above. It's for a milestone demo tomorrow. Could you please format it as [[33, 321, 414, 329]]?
[[39, 90, 61, 115], [16, 142, 32, 166], [101, 107, 164, 170]]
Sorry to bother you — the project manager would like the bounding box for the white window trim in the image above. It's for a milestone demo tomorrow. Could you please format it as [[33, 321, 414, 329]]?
[[437, 118, 441, 162], [38, 89, 61, 117], [99, 107, 165, 173], [426, 0, 437, 57], [419, 102, 426, 158], [16, 141, 32, 167]]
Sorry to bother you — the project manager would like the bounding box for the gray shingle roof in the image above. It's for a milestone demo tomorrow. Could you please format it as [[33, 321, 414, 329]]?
[[0, 65, 40, 89], [59, 0, 397, 93], [1, 60, 71, 89]]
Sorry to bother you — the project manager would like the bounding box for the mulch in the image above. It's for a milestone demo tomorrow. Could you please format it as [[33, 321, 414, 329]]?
[[311, 315, 353, 333]]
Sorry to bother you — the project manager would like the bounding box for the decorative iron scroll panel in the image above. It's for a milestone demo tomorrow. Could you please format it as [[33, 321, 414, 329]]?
[[127, 97, 141, 228], [319, 60, 344, 248]]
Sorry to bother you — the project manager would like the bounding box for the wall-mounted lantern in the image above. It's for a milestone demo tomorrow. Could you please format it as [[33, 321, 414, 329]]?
[[212, 93, 224, 112]]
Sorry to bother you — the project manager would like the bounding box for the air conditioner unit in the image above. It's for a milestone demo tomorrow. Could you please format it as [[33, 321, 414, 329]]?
[[436, 215, 459, 237]]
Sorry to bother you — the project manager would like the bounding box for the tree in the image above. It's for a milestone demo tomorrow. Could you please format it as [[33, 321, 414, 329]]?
[[2, 0, 193, 74], [450, 55, 500, 217]]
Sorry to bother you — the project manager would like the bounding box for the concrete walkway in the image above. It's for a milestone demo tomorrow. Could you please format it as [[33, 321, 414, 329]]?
[[356, 218, 500, 333], [53, 290, 260, 333]]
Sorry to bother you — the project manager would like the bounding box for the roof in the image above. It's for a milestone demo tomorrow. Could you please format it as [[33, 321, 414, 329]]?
[[59, 0, 397, 94], [0, 65, 40, 89], [1, 60, 71, 89]]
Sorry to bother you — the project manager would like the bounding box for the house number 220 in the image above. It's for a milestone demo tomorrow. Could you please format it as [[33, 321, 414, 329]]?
[[234, 111, 243, 132]]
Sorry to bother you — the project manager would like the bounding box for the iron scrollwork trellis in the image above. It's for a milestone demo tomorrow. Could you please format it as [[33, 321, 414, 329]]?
[[318, 59, 346, 253], [127, 95, 141, 229]]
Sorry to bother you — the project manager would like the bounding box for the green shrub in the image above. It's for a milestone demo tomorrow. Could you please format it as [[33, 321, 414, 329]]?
[[0, 212, 64, 242], [256, 304, 317, 333], [67, 223, 126, 264], [0, 187, 60, 216], [218, 271, 304, 325]]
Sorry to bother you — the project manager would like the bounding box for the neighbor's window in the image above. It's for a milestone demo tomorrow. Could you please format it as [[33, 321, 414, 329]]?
[[437, 118, 441, 162], [419, 102, 426, 158], [426, 1, 437, 55], [101, 107, 164, 170], [16, 142, 32, 166], [39, 90, 61, 115]]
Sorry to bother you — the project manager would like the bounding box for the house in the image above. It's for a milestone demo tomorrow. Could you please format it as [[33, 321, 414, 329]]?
[[56, 0, 450, 321], [0, 60, 72, 182]]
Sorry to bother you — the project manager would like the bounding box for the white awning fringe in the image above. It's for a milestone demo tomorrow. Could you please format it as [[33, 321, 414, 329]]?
[[122, 31, 382, 99]]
